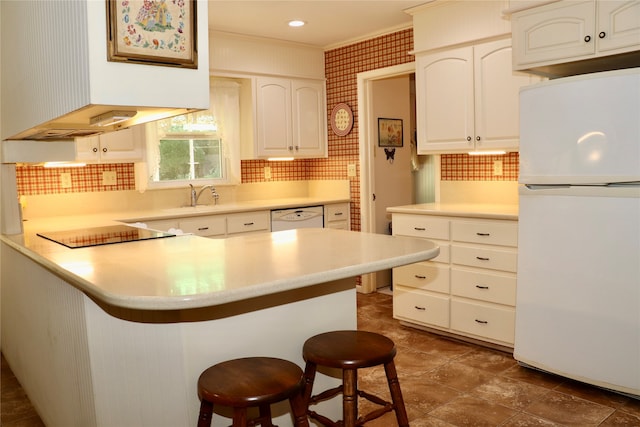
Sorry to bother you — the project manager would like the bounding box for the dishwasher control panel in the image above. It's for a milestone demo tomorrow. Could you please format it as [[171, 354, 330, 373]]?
[[271, 206, 324, 231]]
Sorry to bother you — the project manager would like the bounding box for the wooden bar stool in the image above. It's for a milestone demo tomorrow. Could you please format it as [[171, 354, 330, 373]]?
[[302, 330, 409, 427], [197, 357, 310, 427]]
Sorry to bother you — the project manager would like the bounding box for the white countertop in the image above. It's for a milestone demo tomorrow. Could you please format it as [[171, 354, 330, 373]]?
[[2, 224, 439, 311], [387, 203, 518, 220], [118, 196, 351, 223]]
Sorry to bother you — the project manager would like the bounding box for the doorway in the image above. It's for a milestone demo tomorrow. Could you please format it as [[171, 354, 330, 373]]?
[[357, 63, 437, 293]]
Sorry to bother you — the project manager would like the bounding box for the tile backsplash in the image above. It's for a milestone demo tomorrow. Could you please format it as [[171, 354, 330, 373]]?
[[16, 164, 135, 196], [441, 152, 519, 181]]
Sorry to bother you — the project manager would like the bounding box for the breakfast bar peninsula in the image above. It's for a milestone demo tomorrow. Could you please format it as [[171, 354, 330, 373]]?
[[1, 224, 438, 427]]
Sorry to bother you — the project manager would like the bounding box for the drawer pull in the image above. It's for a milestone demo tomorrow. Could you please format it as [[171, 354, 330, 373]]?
[[415, 275, 427, 279], [197, 227, 209, 231], [244, 222, 255, 226], [334, 212, 343, 216], [475, 285, 489, 290], [476, 256, 490, 261], [414, 306, 426, 311], [476, 232, 490, 236], [475, 319, 488, 324], [414, 227, 426, 231]]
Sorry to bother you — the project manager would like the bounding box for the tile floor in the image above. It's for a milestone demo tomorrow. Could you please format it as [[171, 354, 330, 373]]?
[[2, 291, 639, 426]]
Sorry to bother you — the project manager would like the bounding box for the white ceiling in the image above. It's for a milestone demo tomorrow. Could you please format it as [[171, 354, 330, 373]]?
[[208, 1, 428, 49]]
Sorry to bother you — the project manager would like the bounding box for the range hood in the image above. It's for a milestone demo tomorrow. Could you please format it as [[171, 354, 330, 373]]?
[[1, 0, 209, 141], [8, 106, 196, 141]]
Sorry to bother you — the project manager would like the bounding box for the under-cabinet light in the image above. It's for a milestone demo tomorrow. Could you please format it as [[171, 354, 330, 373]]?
[[43, 162, 87, 168], [288, 20, 305, 27], [468, 150, 506, 156], [267, 157, 294, 161], [90, 110, 137, 127]]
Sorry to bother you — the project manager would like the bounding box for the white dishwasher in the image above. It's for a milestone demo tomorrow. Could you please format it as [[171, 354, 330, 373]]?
[[270, 206, 324, 231]]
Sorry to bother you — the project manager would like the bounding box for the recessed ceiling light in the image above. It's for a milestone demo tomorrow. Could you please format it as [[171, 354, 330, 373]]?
[[288, 20, 305, 27]]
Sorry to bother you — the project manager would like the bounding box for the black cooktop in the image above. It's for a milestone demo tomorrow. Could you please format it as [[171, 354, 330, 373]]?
[[37, 225, 176, 249]]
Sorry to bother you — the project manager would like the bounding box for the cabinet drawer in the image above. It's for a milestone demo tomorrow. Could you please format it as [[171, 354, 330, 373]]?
[[451, 244, 517, 272], [326, 221, 349, 230], [393, 263, 450, 293], [325, 203, 349, 223], [392, 214, 449, 240], [451, 268, 516, 306], [394, 287, 450, 328], [227, 211, 270, 235], [179, 216, 226, 237], [451, 221, 517, 247], [450, 299, 515, 344]]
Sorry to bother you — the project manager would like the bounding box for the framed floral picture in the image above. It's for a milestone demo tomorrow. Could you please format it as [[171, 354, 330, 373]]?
[[106, 0, 198, 68], [378, 118, 403, 147]]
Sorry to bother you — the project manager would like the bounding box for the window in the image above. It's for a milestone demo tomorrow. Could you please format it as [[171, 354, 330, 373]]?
[[140, 77, 241, 190]]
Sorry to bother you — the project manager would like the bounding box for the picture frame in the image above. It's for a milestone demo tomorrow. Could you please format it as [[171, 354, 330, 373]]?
[[106, 0, 198, 69], [378, 118, 403, 147]]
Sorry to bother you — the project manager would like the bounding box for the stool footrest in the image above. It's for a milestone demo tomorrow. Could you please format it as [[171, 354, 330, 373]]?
[[307, 387, 394, 427]]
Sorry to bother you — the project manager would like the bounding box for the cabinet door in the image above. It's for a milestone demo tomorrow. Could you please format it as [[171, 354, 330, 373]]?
[[512, 0, 596, 68], [474, 39, 540, 152], [416, 47, 474, 153], [597, 1, 640, 53], [75, 135, 101, 162], [255, 77, 293, 157], [291, 80, 327, 157], [98, 126, 144, 163]]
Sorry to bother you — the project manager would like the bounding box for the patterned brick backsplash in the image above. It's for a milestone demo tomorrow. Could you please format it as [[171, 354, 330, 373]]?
[[441, 152, 519, 181], [16, 163, 135, 196], [15, 28, 518, 225]]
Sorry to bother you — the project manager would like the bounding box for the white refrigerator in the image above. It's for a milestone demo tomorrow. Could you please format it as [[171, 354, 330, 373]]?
[[514, 68, 640, 397]]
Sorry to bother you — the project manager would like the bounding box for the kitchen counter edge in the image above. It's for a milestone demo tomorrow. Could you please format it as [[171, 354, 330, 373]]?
[[387, 203, 518, 220]]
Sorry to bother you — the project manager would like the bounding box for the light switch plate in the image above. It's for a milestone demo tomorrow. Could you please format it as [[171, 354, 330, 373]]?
[[493, 160, 503, 176], [102, 171, 117, 186], [60, 173, 72, 188], [264, 166, 271, 180]]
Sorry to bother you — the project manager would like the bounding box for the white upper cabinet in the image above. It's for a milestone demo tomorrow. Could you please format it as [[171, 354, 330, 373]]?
[[76, 126, 144, 163], [254, 77, 327, 158], [416, 39, 540, 154], [511, 0, 640, 76]]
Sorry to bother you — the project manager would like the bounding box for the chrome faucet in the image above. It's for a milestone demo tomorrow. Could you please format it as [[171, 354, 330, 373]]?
[[189, 184, 220, 206]]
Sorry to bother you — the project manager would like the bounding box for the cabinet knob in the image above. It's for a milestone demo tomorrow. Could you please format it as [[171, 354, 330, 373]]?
[[466, 136, 472, 142], [295, 146, 299, 151], [476, 136, 481, 141], [102, 147, 108, 153], [288, 146, 294, 151], [598, 31, 606, 39], [92, 147, 98, 153], [584, 35, 592, 42]]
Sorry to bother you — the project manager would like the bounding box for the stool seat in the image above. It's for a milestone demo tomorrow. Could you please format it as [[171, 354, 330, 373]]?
[[197, 357, 309, 427], [302, 330, 396, 369], [302, 331, 409, 427]]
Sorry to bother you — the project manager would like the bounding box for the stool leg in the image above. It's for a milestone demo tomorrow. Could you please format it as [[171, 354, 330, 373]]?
[[343, 369, 358, 427], [231, 407, 248, 427], [258, 405, 274, 427], [302, 361, 317, 406], [197, 400, 213, 427], [289, 391, 310, 427], [384, 360, 409, 427]]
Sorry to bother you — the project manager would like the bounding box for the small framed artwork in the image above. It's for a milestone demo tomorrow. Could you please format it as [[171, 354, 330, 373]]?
[[378, 118, 403, 147], [106, 0, 198, 69]]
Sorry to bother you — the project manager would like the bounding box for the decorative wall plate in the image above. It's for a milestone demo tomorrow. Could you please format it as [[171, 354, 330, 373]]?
[[330, 103, 354, 137]]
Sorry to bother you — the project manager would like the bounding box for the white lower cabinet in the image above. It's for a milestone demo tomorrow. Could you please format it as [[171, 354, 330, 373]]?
[[324, 203, 350, 230], [226, 211, 270, 235], [392, 212, 518, 348], [179, 216, 227, 238]]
